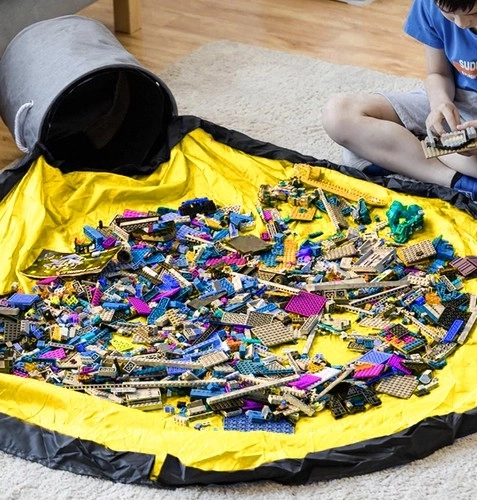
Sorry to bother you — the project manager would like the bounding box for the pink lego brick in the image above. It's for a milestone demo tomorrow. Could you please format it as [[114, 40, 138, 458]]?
[[354, 364, 385, 379], [122, 209, 149, 218]]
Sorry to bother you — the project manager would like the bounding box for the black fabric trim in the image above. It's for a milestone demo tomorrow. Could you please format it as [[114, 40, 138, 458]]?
[[156, 408, 477, 486], [0, 412, 156, 486], [1, 407, 477, 487]]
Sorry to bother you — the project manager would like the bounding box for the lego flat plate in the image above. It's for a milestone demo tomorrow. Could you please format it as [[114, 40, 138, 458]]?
[[289, 206, 317, 221], [285, 291, 327, 317], [224, 414, 295, 434], [375, 375, 419, 399]]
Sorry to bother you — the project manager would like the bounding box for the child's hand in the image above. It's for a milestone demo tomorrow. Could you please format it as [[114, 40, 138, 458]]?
[[456, 120, 477, 131], [455, 121, 477, 155], [426, 102, 461, 135]]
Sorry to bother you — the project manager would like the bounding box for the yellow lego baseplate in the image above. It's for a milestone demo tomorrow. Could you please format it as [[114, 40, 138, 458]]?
[[421, 137, 477, 159], [294, 163, 388, 207]]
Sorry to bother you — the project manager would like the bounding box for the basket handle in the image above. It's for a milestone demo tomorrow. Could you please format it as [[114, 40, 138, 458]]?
[[14, 101, 34, 153]]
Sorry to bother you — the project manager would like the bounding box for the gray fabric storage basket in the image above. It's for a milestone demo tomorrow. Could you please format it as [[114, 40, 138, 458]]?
[[0, 15, 177, 172]]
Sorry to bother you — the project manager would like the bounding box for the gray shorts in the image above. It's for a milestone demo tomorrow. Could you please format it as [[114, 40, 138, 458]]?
[[343, 87, 477, 170], [381, 87, 477, 137]]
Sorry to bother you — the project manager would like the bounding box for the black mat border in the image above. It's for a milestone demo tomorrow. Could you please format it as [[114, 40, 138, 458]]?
[[1, 407, 477, 487]]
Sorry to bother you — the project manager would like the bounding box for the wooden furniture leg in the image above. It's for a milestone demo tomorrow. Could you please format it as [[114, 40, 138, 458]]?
[[113, 0, 142, 33]]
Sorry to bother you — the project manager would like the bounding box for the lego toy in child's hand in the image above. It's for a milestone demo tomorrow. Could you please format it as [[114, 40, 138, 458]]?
[[422, 126, 477, 158]]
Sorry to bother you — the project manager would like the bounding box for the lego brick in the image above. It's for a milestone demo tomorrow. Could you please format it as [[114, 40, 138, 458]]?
[[251, 322, 296, 347], [375, 375, 419, 399], [285, 291, 327, 317], [396, 240, 436, 266], [224, 414, 294, 434]]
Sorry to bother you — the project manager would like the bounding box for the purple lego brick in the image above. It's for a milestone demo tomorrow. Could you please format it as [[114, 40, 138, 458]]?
[[91, 288, 103, 306], [128, 297, 152, 315], [131, 247, 151, 265], [150, 288, 182, 302], [102, 237, 117, 249], [262, 210, 274, 222], [39, 348, 67, 360], [289, 373, 322, 389], [450, 257, 477, 277], [242, 400, 264, 411], [386, 354, 412, 375], [285, 291, 327, 317]]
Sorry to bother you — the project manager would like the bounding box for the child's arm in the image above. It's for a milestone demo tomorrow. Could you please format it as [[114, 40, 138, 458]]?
[[425, 46, 461, 136]]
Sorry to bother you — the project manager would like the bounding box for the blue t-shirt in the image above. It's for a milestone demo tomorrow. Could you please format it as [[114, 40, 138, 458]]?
[[405, 0, 477, 91]]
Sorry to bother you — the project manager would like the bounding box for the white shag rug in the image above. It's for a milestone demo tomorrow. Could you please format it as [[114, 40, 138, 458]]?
[[3, 41, 476, 500]]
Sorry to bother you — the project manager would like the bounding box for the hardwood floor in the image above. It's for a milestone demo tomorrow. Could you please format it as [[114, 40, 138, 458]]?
[[0, 0, 424, 169]]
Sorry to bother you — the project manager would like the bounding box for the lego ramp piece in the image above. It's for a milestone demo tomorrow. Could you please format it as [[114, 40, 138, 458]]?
[[294, 163, 388, 206]]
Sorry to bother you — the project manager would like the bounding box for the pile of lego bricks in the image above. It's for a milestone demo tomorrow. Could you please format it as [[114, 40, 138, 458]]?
[[1, 168, 476, 433]]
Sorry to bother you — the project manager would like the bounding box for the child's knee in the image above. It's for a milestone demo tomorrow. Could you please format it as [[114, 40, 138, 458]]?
[[322, 94, 355, 140]]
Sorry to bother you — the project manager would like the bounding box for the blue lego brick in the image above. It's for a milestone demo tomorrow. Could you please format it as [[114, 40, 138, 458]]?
[[83, 225, 105, 246], [160, 211, 181, 222], [175, 224, 204, 242], [213, 229, 230, 241], [443, 319, 464, 343], [400, 339, 426, 353], [229, 213, 253, 226], [7, 293, 40, 310], [190, 388, 225, 399], [131, 247, 150, 265], [357, 350, 393, 364], [255, 303, 279, 314], [216, 278, 235, 297], [133, 367, 166, 377], [260, 252, 278, 267], [142, 286, 161, 303], [144, 252, 165, 265], [433, 236, 455, 261], [228, 224, 239, 238], [102, 302, 130, 311], [155, 275, 181, 295], [147, 297, 170, 324], [167, 366, 189, 376], [178, 197, 217, 217], [235, 360, 266, 375], [183, 333, 223, 355], [224, 414, 294, 434], [174, 257, 189, 268]]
